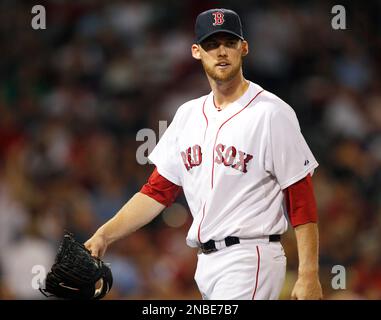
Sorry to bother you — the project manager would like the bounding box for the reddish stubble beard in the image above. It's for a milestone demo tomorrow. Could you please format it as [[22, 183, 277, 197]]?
[[201, 57, 243, 82]]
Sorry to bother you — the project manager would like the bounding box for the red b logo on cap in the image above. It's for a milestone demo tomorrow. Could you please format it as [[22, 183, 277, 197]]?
[[212, 11, 224, 26]]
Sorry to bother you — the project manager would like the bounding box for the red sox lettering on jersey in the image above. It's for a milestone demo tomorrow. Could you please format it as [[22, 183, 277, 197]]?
[[181, 145, 202, 171], [181, 144, 253, 173], [215, 144, 253, 173]]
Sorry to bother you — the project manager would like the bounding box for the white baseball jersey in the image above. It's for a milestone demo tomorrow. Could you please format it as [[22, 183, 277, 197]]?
[[149, 81, 318, 248]]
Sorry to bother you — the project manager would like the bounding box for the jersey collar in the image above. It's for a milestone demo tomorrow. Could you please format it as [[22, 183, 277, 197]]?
[[205, 81, 263, 121]]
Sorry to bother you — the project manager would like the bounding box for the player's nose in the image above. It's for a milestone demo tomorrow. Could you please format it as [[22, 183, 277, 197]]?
[[217, 44, 228, 56]]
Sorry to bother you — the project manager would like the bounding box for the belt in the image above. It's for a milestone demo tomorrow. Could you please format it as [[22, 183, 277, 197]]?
[[199, 235, 281, 254]]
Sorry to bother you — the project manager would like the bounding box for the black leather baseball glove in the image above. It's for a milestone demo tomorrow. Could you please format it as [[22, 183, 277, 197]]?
[[40, 232, 113, 300]]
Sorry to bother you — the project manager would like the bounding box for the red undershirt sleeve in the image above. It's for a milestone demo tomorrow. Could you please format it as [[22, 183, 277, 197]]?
[[283, 174, 318, 227], [140, 167, 182, 207]]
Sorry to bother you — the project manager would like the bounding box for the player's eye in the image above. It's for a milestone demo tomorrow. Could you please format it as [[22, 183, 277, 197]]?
[[226, 40, 238, 47], [202, 41, 218, 50]]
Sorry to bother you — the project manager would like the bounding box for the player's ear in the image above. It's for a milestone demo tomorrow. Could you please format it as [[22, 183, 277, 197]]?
[[191, 44, 201, 60], [241, 40, 249, 57]]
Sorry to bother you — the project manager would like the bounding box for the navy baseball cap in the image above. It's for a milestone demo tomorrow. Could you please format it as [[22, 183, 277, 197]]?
[[195, 8, 244, 44]]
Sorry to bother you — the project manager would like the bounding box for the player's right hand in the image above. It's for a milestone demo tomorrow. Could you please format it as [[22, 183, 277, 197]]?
[[84, 234, 108, 259]]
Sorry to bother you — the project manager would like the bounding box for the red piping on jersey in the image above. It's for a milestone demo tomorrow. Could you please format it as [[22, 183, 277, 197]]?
[[202, 97, 208, 142], [197, 202, 206, 243], [213, 96, 222, 111], [211, 89, 264, 188], [252, 245, 261, 299]]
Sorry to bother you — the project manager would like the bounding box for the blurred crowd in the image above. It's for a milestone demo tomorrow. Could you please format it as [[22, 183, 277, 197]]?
[[0, 0, 380, 300]]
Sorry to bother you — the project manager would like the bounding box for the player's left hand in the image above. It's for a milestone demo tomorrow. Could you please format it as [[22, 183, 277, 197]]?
[[291, 273, 323, 300]]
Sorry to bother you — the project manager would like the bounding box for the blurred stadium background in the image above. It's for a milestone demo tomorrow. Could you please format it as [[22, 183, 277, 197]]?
[[0, 0, 380, 299]]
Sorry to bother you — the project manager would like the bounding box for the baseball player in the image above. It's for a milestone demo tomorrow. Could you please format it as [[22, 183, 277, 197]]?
[[85, 8, 323, 300]]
